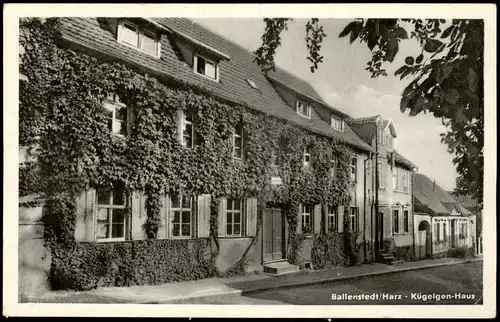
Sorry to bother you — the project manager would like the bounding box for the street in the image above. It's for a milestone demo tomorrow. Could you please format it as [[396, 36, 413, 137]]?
[[171, 261, 483, 305]]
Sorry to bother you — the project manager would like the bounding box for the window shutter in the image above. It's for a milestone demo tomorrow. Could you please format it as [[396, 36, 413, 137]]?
[[197, 194, 211, 238], [75, 189, 95, 242], [157, 195, 168, 239], [246, 198, 258, 237], [218, 197, 227, 237], [296, 205, 302, 234], [131, 191, 147, 240], [313, 204, 321, 234], [178, 110, 184, 145], [322, 205, 328, 234], [338, 206, 344, 233]]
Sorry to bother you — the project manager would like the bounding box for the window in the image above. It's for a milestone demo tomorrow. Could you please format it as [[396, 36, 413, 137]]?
[[194, 54, 218, 80], [350, 158, 357, 182], [233, 123, 244, 159], [377, 162, 384, 189], [327, 205, 338, 233], [349, 207, 359, 232], [393, 209, 400, 234], [436, 222, 441, 241], [403, 171, 409, 193], [296, 100, 311, 118], [226, 198, 243, 236], [301, 205, 313, 234], [118, 21, 160, 57], [403, 210, 409, 233], [103, 100, 127, 136], [171, 193, 193, 238], [329, 155, 337, 178], [303, 146, 311, 168], [270, 148, 280, 167], [180, 111, 194, 148], [443, 223, 447, 241], [96, 186, 127, 241], [330, 115, 343, 131], [377, 127, 383, 145]]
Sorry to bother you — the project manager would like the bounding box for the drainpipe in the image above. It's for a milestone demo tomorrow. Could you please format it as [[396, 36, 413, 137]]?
[[374, 129, 380, 260], [363, 155, 370, 263]]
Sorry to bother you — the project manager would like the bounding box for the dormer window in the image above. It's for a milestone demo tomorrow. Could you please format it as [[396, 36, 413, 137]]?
[[296, 100, 311, 119], [194, 54, 219, 81], [331, 115, 344, 131], [117, 20, 160, 58]]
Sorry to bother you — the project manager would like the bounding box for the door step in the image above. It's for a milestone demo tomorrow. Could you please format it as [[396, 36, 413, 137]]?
[[263, 261, 300, 276]]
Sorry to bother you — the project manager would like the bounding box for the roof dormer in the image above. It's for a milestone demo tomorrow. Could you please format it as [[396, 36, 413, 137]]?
[[114, 18, 163, 58]]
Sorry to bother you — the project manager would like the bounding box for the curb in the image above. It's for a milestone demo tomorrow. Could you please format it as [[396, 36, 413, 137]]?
[[240, 257, 483, 296]]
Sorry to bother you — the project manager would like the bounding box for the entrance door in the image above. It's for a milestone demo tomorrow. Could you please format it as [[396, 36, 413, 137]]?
[[376, 212, 384, 251], [263, 207, 284, 262], [418, 230, 427, 259]]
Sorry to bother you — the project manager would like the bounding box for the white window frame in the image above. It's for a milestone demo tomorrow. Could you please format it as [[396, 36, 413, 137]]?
[[300, 204, 313, 234], [170, 193, 193, 239], [392, 208, 400, 235], [330, 115, 344, 131], [327, 205, 338, 233], [350, 157, 357, 183], [193, 54, 219, 81], [296, 100, 311, 119], [180, 111, 195, 148], [303, 146, 311, 168], [103, 99, 128, 137], [349, 206, 359, 232], [117, 20, 161, 58], [436, 222, 441, 241], [377, 162, 384, 189], [226, 198, 244, 237], [95, 187, 127, 242], [233, 124, 244, 160], [329, 155, 337, 178], [403, 209, 410, 233]]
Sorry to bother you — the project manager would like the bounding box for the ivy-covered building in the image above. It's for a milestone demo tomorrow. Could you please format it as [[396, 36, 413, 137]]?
[[19, 17, 419, 292]]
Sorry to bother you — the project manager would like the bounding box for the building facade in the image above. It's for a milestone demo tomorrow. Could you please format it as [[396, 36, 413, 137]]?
[[413, 173, 476, 259], [19, 17, 384, 292], [348, 116, 417, 262]]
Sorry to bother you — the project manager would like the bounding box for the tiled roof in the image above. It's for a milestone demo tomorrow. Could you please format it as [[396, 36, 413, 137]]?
[[59, 17, 372, 152], [346, 115, 381, 125], [394, 151, 417, 170], [413, 173, 471, 216], [450, 193, 481, 212]]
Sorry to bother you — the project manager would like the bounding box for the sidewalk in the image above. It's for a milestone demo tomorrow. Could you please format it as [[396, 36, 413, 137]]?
[[24, 256, 482, 304]]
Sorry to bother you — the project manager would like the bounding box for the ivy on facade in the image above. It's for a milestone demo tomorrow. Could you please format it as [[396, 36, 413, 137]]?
[[20, 18, 357, 290]]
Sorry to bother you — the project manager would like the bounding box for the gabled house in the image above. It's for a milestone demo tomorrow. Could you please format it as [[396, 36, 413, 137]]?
[[413, 173, 475, 259], [450, 193, 483, 255], [19, 17, 379, 292], [347, 115, 417, 263]]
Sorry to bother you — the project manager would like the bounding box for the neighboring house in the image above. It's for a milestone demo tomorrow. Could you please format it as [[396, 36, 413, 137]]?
[[450, 192, 483, 255], [20, 16, 379, 291], [348, 115, 417, 262], [413, 173, 475, 259]]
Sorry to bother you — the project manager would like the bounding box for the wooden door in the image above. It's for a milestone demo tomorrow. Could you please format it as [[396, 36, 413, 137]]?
[[418, 230, 426, 259], [377, 212, 384, 251], [263, 207, 284, 262]]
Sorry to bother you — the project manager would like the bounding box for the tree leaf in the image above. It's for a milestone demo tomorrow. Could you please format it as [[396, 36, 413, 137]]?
[[386, 36, 399, 62], [424, 39, 444, 53], [441, 26, 454, 39], [416, 53, 424, 64], [444, 88, 460, 104], [405, 56, 414, 65], [394, 65, 408, 76], [339, 21, 357, 38], [393, 27, 408, 39], [468, 68, 479, 91]]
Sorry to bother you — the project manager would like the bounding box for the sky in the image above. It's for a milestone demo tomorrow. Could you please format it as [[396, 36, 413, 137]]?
[[192, 18, 459, 191]]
